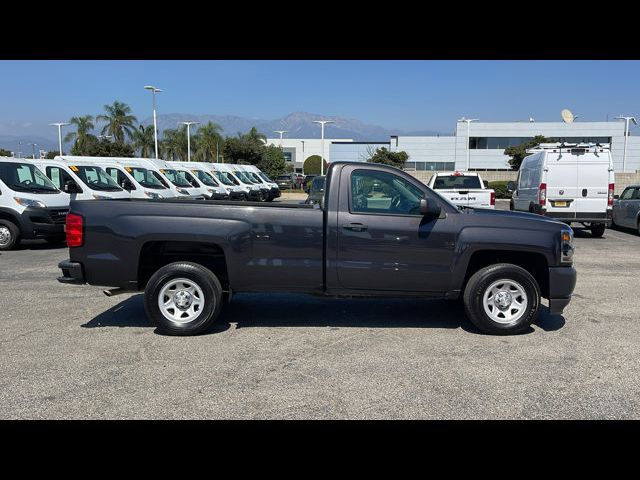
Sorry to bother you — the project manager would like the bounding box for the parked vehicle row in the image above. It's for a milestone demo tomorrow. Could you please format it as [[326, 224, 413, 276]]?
[[0, 155, 280, 250]]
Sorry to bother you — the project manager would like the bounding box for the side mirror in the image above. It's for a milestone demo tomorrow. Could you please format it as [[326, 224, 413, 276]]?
[[64, 179, 81, 194], [614, 194, 620, 200], [122, 179, 134, 191], [507, 181, 515, 193], [483, 180, 489, 188], [420, 197, 442, 218]]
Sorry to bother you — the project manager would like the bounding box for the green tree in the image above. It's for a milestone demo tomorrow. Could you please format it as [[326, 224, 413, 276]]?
[[64, 115, 96, 155], [161, 127, 188, 161], [85, 138, 134, 157], [504, 135, 556, 170], [0, 148, 12, 156], [245, 126, 267, 143], [96, 101, 138, 144], [259, 145, 287, 178], [194, 122, 224, 162], [303, 155, 328, 175], [366, 147, 408, 169], [45, 150, 61, 159], [223, 134, 263, 165], [131, 124, 156, 158]]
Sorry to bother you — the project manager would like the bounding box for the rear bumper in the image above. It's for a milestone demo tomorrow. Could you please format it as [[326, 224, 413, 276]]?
[[17, 206, 68, 239], [543, 210, 612, 225], [57, 260, 86, 285], [547, 266, 577, 314]]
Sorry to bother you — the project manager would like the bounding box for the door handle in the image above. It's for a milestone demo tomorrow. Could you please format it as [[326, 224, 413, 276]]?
[[342, 223, 368, 232]]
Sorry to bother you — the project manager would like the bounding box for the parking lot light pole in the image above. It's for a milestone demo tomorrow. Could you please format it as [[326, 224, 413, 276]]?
[[312, 120, 334, 176], [49, 123, 70, 155], [144, 86, 162, 160], [274, 130, 288, 148], [178, 121, 199, 162], [29, 143, 37, 159], [458, 117, 478, 171], [615, 116, 637, 171]]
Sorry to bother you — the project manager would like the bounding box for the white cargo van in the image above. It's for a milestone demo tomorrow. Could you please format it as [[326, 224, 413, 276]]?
[[237, 164, 281, 201], [114, 158, 190, 199], [203, 163, 247, 200], [509, 143, 614, 237], [31, 157, 130, 200], [146, 159, 205, 199], [0, 157, 69, 250], [166, 161, 229, 200], [223, 163, 269, 201]]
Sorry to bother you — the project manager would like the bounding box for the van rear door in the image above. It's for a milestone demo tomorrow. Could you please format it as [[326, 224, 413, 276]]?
[[544, 152, 579, 216], [574, 152, 610, 216]]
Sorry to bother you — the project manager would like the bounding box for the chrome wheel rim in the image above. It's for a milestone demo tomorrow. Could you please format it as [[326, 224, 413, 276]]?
[[158, 278, 206, 324], [482, 279, 528, 324], [0, 226, 11, 246]]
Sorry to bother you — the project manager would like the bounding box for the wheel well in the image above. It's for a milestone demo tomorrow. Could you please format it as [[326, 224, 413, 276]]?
[[0, 211, 20, 227], [464, 250, 549, 298], [138, 241, 229, 291]]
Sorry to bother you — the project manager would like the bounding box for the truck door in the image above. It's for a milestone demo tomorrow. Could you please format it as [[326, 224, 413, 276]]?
[[335, 166, 457, 293]]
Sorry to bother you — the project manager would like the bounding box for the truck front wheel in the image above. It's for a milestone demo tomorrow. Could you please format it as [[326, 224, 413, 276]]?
[[463, 263, 540, 335], [144, 262, 223, 336], [0, 220, 20, 251]]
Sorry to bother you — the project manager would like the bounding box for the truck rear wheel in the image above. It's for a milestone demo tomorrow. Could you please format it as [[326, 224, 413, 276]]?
[[144, 261, 223, 336], [463, 263, 540, 335], [0, 220, 20, 251], [590, 224, 605, 238]]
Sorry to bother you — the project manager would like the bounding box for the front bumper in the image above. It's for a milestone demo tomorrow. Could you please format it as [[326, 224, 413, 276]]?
[[17, 206, 68, 239], [270, 187, 281, 199], [208, 192, 230, 200], [547, 266, 577, 314], [57, 260, 86, 285], [230, 191, 247, 201]]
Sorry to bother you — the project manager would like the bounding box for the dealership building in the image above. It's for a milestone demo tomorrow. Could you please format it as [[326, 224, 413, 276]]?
[[266, 119, 640, 173]]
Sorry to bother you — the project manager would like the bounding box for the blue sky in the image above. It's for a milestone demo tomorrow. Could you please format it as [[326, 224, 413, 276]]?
[[1, 60, 639, 138]]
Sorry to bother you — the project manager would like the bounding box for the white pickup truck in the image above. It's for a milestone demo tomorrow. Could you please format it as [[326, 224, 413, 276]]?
[[427, 171, 495, 209]]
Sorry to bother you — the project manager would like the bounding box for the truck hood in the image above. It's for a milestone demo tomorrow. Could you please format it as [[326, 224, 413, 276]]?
[[463, 207, 565, 226]]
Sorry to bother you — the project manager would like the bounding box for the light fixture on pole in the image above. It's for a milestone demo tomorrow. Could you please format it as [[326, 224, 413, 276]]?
[[312, 120, 334, 176], [144, 85, 163, 160], [178, 121, 199, 162], [28, 143, 38, 159], [615, 115, 637, 171], [49, 122, 70, 155], [458, 117, 478, 170], [274, 130, 288, 148]]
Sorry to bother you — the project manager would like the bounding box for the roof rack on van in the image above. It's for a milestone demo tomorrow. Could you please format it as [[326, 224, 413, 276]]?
[[526, 142, 610, 153]]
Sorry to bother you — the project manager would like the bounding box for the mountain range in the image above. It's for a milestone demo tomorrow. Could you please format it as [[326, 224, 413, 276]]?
[[0, 111, 443, 153]]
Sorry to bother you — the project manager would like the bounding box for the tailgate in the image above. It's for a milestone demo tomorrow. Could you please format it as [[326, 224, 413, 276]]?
[[436, 189, 493, 208]]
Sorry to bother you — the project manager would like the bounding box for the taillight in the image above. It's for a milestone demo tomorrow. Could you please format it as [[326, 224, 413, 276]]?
[[66, 213, 83, 247], [539, 183, 547, 207], [490, 191, 496, 206], [608, 183, 615, 207]]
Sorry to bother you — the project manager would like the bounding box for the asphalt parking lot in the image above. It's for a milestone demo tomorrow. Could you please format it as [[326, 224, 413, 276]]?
[[1, 199, 639, 419]]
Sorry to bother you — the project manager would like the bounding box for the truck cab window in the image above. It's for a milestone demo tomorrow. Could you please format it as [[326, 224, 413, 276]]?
[[350, 170, 423, 215]]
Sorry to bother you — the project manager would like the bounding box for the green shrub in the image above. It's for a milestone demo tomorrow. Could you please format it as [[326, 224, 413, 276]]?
[[489, 181, 512, 199]]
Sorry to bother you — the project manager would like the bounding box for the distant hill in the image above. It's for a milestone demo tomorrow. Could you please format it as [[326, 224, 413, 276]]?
[[143, 111, 442, 141]]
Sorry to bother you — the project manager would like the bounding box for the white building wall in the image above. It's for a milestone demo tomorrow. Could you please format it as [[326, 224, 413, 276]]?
[[265, 138, 354, 169], [330, 142, 390, 163], [390, 136, 457, 170]]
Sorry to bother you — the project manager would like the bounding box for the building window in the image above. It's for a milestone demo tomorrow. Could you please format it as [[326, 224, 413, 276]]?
[[283, 152, 292, 162], [469, 137, 612, 149]]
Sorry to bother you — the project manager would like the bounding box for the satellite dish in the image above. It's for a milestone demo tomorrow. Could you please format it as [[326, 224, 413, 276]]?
[[561, 109, 574, 123]]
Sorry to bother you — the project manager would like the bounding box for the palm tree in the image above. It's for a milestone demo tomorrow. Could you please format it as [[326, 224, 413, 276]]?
[[131, 124, 156, 158], [96, 101, 137, 144], [194, 121, 223, 162], [64, 115, 95, 153], [161, 127, 188, 161]]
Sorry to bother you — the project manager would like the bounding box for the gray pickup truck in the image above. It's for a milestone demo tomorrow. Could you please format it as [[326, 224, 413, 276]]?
[[58, 161, 577, 336]]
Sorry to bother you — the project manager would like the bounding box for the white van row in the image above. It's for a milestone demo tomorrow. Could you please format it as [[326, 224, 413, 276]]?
[[0, 156, 280, 250]]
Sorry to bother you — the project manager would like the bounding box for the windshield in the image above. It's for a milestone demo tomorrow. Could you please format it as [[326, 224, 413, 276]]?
[[74, 165, 122, 191], [161, 169, 193, 188], [126, 167, 168, 189], [213, 171, 236, 186], [432, 175, 482, 189], [0, 162, 59, 193], [258, 172, 272, 183], [192, 169, 219, 187], [248, 172, 265, 184], [234, 171, 257, 184]]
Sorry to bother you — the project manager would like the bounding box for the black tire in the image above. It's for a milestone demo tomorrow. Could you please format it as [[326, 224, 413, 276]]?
[[0, 220, 20, 251], [509, 200, 514, 211], [144, 261, 223, 336], [591, 224, 606, 238], [463, 263, 541, 335]]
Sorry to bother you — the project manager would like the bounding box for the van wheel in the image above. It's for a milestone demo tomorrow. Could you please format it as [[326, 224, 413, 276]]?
[[591, 224, 606, 238], [144, 261, 223, 336], [0, 220, 20, 251], [463, 263, 540, 335]]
